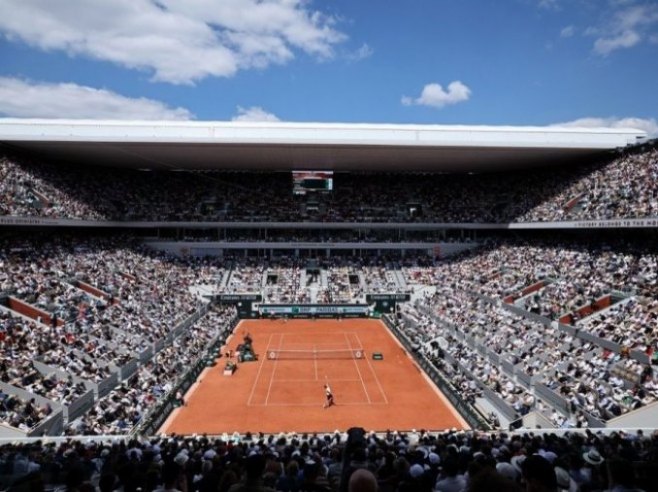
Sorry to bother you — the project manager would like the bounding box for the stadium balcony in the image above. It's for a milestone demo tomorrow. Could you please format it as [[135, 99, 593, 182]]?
[[1, 235, 657, 437], [2, 136, 658, 483], [0, 138, 656, 227]]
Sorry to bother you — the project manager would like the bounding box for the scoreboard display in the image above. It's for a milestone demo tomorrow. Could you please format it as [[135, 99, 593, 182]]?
[[292, 171, 333, 195]]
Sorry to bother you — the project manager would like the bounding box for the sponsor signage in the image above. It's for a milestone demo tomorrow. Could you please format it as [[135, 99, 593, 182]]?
[[3, 214, 657, 230], [258, 304, 369, 317], [218, 294, 262, 302], [570, 219, 658, 228], [366, 294, 411, 302], [508, 218, 658, 229], [0, 217, 59, 226]]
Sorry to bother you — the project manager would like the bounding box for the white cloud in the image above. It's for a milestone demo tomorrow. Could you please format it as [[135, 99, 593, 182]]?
[[0, 77, 192, 120], [584, 26, 600, 37], [560, 25, 576, 38], [551, 116, 658, 136], [592, 4, 658, 55], [538, 0, 560, 10], [347, 43, 374, 62], [0, 0, 347, 85], [594, 30, 641, 53], [231, 106, 280, 122], [609, 0, 636, 6], [401, 81, 471, 109]]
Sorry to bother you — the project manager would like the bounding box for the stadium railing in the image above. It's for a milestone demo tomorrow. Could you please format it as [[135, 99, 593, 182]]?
[[134, 313, 240, 437], [0, 382, 64, 438], [31, 360, 95, 423], [381, 315, 491, 430]]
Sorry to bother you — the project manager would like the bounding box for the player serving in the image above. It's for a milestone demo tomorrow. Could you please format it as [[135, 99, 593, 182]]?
[[323, 383, 335, 409]]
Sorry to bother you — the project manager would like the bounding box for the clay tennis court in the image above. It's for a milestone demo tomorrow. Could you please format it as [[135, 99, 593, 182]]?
[[161, 318, 467, 434]]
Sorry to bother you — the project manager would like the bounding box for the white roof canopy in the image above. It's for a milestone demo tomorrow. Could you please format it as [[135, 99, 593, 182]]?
[[0, 119, 647, 172]]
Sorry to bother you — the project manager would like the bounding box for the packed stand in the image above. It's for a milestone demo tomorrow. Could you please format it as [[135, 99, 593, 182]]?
[[578, 298, 658, 361], [0, 156, 105, 219], [323, 263, 357, 303], [1, 427, 658, 491], [0, 236, 226, 433], [395, 239, 658, 423], [399, 303, 535, 420], [220, 258, 265, 294], [2, 140, 656, 224], [65, 305, 237, 436], [0, 391, 54, 432], [519, 142, 658, 222], [263, 258, 306, 303]]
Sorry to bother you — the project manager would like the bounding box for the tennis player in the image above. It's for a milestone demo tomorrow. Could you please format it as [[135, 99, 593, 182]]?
[[323, 383, 335, 409]]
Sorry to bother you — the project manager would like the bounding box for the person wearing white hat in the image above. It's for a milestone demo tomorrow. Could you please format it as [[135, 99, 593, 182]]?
[[396, 463, 432, 492], [582, 449, 604, 467], [196, 448, 213, 461], [409, 463, 424, 479], [579, 448, 605, 489], [496, 462, 518, 482], [173, 452, 189, 467], [554, 466, 578, 492], [426, 452, 441, 485], [511, 455, 527, 475], [538, 450, 558, 464]]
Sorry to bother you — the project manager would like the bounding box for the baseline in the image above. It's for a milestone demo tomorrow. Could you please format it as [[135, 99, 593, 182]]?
[[272, 378, 364, 383], [249, 402, 388, 407]]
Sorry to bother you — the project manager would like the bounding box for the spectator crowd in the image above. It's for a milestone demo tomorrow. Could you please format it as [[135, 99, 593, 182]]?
[[2, 234, 658, 436], [1, 138, 656, 224], [1, 236, 235, 435], [2, 132, 658, 492], [0, 427, 657, 491], [390, 238, 658, 427]]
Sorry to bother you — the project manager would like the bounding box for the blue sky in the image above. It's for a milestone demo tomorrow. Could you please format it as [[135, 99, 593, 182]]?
[[0, 0, 656, 134]]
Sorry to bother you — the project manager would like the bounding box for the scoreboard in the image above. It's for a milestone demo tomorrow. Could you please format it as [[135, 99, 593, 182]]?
[[292, 170, 333, 195]]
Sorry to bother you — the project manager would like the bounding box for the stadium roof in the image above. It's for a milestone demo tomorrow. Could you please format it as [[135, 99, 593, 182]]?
[[0, 118, 647, 172]]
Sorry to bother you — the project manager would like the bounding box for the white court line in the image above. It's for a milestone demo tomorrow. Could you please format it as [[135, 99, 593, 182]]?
[[265, 333, 284, 405], [247, 333, 274, 406], [313, 344, 318, 381], [251, 401, 386, 407], [355, 332, 389, 404], [277, 341, 352, 344], [344, 332, 371, 404], [379, 320, 469, 429], [271, 378, 363, 383]]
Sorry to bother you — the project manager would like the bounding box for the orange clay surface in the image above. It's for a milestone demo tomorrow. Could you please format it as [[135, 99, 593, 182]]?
[[161, 318, 467, 435]]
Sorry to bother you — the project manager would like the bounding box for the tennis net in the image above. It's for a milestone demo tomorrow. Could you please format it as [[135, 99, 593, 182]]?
[[266, 348, 365, 360]]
